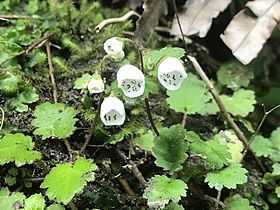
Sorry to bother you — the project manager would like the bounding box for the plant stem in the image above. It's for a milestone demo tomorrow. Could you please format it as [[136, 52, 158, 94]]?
[[242, 104, 280, 160], [0, 107, 4, 131], [216, 190, 222, 209], [79, 94, 104, 155]]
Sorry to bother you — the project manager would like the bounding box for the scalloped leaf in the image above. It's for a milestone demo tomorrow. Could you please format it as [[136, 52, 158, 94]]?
[[224, 194, 255, 210], [205, 163, 248, 191], [0, 133, 42, 167], [143, 175, 187, 209], [188, 131, 230, 169], [166, 74, 215, 115], [152, 125, 188, 172], [220, 89, 256, 117], [0, 188, 26, 210], [46, 204, 66, 210], [31, 102, 78, 139], [24, 193, 45, 210], [40, 157, 98, 205], [163, 202, 184, 210]]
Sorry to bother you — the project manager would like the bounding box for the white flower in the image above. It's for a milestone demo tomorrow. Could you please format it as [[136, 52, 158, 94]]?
[[103, 37, 125, 61], [100, 96, 125, 126], [157, 57, 188, 90], [87, 76, 104, 94], [117, 64, 145, 98]]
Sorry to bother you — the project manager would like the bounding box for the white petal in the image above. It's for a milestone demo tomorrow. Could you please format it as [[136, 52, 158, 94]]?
[[117, 64, 145, 98], [157, 57, 188, 90], [88, 77, 104, 94], [103, 37, 124, 61], [100, 97, 125, 126]]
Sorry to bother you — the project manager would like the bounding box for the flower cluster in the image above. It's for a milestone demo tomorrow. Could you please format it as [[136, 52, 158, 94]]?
[[88, 37, 188, 126]]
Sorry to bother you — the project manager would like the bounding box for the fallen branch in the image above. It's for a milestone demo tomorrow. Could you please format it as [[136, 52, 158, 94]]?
[[117, 149, 147, 186], [95, 11, 140, 32], [0, 32, 54, 67], [0, 15, 42, 20]]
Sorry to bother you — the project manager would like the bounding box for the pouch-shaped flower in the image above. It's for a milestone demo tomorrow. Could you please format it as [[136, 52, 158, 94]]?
[[117, 64, 145, 98], [88, 76, 104, 94], [157, 57, 188, 90], [103, 37, 125, 61], [100, 96, 125, 126]]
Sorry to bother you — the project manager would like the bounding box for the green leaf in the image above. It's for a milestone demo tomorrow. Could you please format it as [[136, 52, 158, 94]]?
[[224, 194, 255, 210], [74, 73, 93, 90], [166, 74, 215, 115], [250, 127, 280, 162], [40, 157, 98, 205], [46, 204, 66, 210], [152, 125, 188, 171], [133, 131, 155, 152], [7, 87, 39, 112], [217, 61, 254, 90], [26, 0, 39, 14], [205, 163, 248, 191], [213, 130, 244, 163], [24, 194, 45, 210], [272, 163, 280, 176], [0, 188, 26, 210], [276, 187, 280, 198], [0, 71, 21, 94], [0, 133, 42, 167], [220, 89, 256, 117], [188, 132, 230, 169], [31, 102, 78, 139], [143, 175, 187, 209], [163, 202, 184, 210]]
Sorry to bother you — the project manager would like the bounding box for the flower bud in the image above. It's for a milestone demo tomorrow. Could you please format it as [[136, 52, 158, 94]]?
[[87, 76, 104, 94], [117, 64, 145, 98], [157, 57, 188, 90], [103, 37, 125, 61], [100, 96, 125, 126]]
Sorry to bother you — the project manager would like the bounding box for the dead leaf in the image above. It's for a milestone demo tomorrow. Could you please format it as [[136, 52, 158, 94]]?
[[170, 0, 231, 38], [220, 0, 280, 65], [134, 0, 167, 44]]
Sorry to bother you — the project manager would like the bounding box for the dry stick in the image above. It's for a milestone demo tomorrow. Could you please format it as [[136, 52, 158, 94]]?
[[171, 0, 265, 173], [79, 95, 104, 155], [46, 41, 73, 159], [118, 177, 136, 195], [117, 149, 147, 186], [95, 11, 140, 32], [241, 104, 280, 160], [0, 107, 4, 130], [181, 113, 187, 128], [0, 15, 43, 20], [0, 32, 53, 67]]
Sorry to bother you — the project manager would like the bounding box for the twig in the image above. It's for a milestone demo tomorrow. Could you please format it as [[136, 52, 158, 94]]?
[[45, 41, 58, 103], [216, 190, 222, 209], [0, 15, 43, 20], [0, 32, 53, 67], [68, 201, 77, 210], [0, 107, 4, 131], [95, 11, 140, 32], [117, 149, 147, 186], [79, 95, 104, 155], [187, 56, 266, 173], [24, 177, 44, 183], [242, 104, 280, 160], [118, 177, 135, 195]]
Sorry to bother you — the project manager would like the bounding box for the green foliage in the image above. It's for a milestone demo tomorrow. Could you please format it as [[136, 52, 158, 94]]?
[[0, 70, 21, 95], [53, 57, 70, 72], [28, 51, 47, 68], [133, 130, 155, 152], [224, 194, 255, 210], [46, 204, 66, 210], [24, 194, 45, 210], [62, 38, 82, 52], [213, 131, 244, 163], [40, 157, 98, 205], [31, 102, 78, 139], [217, 61, 254, 90], [251, 127, 280, 162], [187, 131, 230, 169], [0, 188, 25, 210], [143, 175, 187, 209], [0, 133, 41, 167], [7, 87, 39, 112], [166, 74, 216, 115], [152, 125, 188, 172], [220, 89, 256, 117], [163, 202, 184, 210], [205, 163, 248, 191], [74, 73, 95, 90]]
